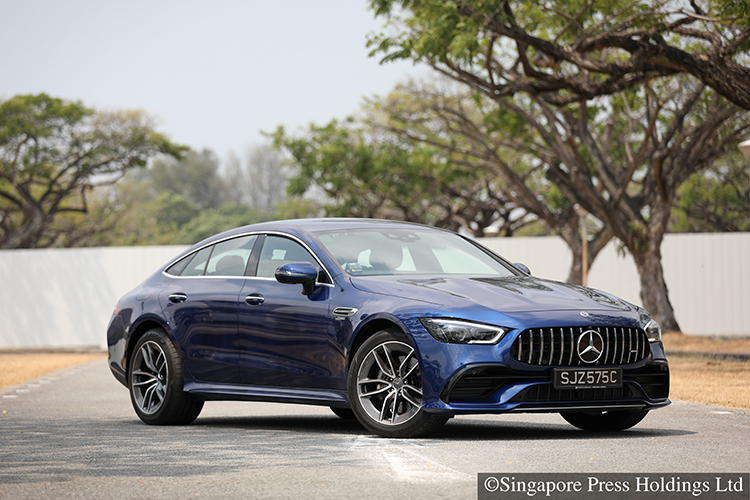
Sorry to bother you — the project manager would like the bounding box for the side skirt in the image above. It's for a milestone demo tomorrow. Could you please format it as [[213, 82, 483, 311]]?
[[184, 381, 349, 407]]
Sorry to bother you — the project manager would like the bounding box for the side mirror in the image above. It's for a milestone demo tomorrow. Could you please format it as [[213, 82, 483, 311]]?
[[275, 262, 318, 295], [514, 263, 531, 275]]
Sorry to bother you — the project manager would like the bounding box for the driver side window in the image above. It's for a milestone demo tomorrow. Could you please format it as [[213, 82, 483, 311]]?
[[256, 236, 325, 281]]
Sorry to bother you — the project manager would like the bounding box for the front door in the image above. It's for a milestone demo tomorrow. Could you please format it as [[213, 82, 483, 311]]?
[[238, 235, 334, 389]]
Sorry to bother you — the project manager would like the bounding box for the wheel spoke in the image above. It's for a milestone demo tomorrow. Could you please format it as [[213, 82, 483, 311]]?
[[155, 350, 166, 375], [379, 390, 395, 422], [401, 388, 421, 408], [360, 384, 392, 398], [142, 382, 159, 411], [381, 345, 397, 378], [390, 391, 399, 424], [400, 360, 418, 380], [373, 348, 395, 379], [132, 372, 158, 386], [142, 344, 157, 373], [397, 349, 414, 377], [357, 377, 389, 386], [403, 384, 422, 396]]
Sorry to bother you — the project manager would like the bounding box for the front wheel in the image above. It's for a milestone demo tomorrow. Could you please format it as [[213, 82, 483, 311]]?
[[348, 329, 448, 438], [561, 409, 649, 431], [129, 328, 203, 425]]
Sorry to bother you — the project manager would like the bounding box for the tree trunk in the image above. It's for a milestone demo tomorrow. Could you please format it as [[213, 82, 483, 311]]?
[[631, 242, 681, 333], [558, 214, 612, 285]]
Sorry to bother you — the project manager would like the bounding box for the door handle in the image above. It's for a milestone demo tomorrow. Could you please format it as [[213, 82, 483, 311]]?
[[245, 293, 265, 306], [168, 293, 188, 304]]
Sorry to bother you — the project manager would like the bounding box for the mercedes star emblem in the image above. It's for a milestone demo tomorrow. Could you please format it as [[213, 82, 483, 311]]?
[[577, 330, 604, 364]]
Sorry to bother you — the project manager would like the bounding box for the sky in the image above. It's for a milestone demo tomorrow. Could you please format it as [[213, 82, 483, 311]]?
[[1, 0, 423, 161]]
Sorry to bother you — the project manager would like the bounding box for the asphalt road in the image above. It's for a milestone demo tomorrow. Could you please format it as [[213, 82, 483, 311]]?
[[1, 359, 748, 499]]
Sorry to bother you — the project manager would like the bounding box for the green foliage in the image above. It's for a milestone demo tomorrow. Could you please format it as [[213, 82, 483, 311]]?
[[174, 204, 276, 244], [270, 113, 525, 236], [0, 93, 186, 249], [711, 0, 750, 27], [148, 150, 227, 209], [671, 154, 750, 232]]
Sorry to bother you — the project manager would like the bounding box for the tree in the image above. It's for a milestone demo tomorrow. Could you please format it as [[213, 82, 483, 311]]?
[[148, 149, 227, 210], [671, 152, 750, 232], [225, 145, 292, 213], [372, 80, 614, 283], [271, 119, 533, 237], [0, 94, 184, 249], [369, 0, 750, 108], [367, 1, 750, 330], [173, 203, 276, 244]]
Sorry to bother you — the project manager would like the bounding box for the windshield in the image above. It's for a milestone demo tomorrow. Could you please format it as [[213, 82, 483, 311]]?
[[314, 227, 517, 277]]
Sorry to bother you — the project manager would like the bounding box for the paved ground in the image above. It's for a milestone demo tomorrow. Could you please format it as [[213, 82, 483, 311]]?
[[1, 360, 749, 499]]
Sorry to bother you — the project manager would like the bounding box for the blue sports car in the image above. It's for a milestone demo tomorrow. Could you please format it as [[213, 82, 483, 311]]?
[[107, 218, 669, 437]]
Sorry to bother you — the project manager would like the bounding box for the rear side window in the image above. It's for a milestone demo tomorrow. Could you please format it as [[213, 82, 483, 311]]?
[[205, 236, 257, 276], [179, 246, 214, 277], [165, 235, 258, 277]]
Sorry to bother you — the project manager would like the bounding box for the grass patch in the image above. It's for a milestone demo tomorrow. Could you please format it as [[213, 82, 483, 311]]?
[[668, 356, 750, 410], [0, 352, 106, 389], [662, 332, 750, 353]]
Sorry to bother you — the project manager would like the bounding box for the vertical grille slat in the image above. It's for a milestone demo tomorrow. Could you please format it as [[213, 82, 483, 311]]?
[[548, 328, 555, 366], [603, 328, 610, 365], [538, 330, 544, 365], [567, 328, 574, 366], [529, 330, 534, 365], [512, 326, 649, 366]]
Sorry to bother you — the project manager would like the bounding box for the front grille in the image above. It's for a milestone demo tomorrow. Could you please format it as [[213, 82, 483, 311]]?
[[510, 326, 649, 366]]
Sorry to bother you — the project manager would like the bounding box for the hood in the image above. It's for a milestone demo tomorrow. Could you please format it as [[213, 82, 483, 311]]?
[[349, 275, 635, 314]]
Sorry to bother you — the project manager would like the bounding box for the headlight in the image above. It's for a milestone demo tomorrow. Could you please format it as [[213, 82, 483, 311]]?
[[419, 318, 508, 345], [645, 319, 662, 343]]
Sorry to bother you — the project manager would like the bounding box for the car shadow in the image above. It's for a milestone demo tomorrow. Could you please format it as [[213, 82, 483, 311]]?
[[179, 413, 696, 440], [432, 417, 697, 440]]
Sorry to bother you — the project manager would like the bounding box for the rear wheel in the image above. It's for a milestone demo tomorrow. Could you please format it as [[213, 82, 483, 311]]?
[[348, 329, 448, 438], [561, 409, 649, 431], [129, 328, 203, 425]]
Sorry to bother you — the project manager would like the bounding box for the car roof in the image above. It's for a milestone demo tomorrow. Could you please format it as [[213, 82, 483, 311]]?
[[214, 218, 449, 240]]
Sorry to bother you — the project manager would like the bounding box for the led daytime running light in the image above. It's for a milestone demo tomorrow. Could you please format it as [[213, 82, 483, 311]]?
[[420, 318, 507, 345]]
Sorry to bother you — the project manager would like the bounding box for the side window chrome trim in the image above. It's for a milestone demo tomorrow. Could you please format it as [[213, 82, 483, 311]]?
[[161, 230, 335, 285], [162, 232, 262, 278]]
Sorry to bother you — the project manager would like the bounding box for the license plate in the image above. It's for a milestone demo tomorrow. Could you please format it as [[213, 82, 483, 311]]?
[[553, 368, 622, 390]]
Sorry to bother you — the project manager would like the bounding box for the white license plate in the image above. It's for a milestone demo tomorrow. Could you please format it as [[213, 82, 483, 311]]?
[[552, 368, 623, 390]]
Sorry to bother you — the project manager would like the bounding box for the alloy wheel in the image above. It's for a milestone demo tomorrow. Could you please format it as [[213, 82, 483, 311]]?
[[356, 340, 422, 426], [131, 340, 168, 415]]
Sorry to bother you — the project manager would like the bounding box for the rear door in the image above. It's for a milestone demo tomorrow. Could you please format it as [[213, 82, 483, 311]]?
[[161, 235, 258, 384]]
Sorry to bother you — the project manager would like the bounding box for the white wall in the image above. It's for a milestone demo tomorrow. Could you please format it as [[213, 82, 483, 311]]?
[[0, 246, 186, 349], [479, 232, 750, 337], [0, 233, 747, 349]]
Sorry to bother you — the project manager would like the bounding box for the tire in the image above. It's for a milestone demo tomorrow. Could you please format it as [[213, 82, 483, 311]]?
[[330, 407, 357, 420], [561, 409, 649, 431], [348, 329, 448, 438], [129, 328, 203, 425]]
